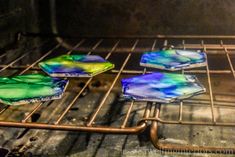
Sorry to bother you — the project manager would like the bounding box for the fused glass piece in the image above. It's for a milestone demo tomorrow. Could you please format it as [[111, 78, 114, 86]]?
[[39, 55, 114, 77], [140, 49, 207, 71], [121, 72, 205, 103], [0, 74, 68, 105]]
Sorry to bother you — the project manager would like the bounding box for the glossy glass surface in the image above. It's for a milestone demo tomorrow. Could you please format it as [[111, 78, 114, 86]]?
[[140, 49, 206, 71], [0, 74, 68, 105], [121, 72, 205, 103], [39, 55, 114, 77]]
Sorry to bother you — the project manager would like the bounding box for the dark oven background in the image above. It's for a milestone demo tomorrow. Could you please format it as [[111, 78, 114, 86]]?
[[1, 0, 235, 48]]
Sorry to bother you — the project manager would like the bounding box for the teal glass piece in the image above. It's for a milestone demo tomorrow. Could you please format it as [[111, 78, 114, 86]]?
[[140, 49, 207, 71], [39, 55, 114, 77], [121, 72, 205, 103], [0, 74, 68, 105]]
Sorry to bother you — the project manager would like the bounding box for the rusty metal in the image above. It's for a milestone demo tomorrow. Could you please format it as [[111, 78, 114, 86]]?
[[0, 35, 235, 154], [150, 104, 235, 153], [54, 39, 118, 125], [86, 39, 139, 126], [0, 40, 51, 73], [202, 41, 216, 124]]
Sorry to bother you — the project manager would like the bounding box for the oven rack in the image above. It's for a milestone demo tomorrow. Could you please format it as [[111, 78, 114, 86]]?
[[0, 35, 235, 153]]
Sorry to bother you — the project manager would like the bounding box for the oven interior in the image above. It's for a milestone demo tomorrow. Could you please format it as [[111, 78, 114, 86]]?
[[1, 1, 235, 156]]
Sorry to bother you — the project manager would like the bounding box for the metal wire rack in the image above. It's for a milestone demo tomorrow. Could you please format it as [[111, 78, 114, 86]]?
[[0, 35, 235, 153]]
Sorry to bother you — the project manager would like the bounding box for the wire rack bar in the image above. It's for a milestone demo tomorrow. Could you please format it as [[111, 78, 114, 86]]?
[[21, 40, 86, 123], [120, 39, 157, 128], [0, 40, 51, 73], [67, 39, 86, 55], [18, 43, 61, 75], [0, 65, 233, 74], [87, 39, 103, 55], [86, 39, 139, 126], [178, 39, 186, 122], [202, 40, 216, 124], [221, 41, 235, 80], [0, 39, 85, 119], [54, 40, 120, 125], [23, 38, 103, 125], [0, 51, 9, 59], [121, 101, 134, 128], [0, 40, 61, 115], [20, 39, 85, 75]]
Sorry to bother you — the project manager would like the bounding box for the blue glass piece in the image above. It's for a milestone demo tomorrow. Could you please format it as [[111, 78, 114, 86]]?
[[121, 72, 205, 103], [140, 49, 207, 71]]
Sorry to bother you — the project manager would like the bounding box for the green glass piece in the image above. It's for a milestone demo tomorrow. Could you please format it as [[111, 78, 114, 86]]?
[[0, 74, 68, 105], [39, 55, 114, 77]]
